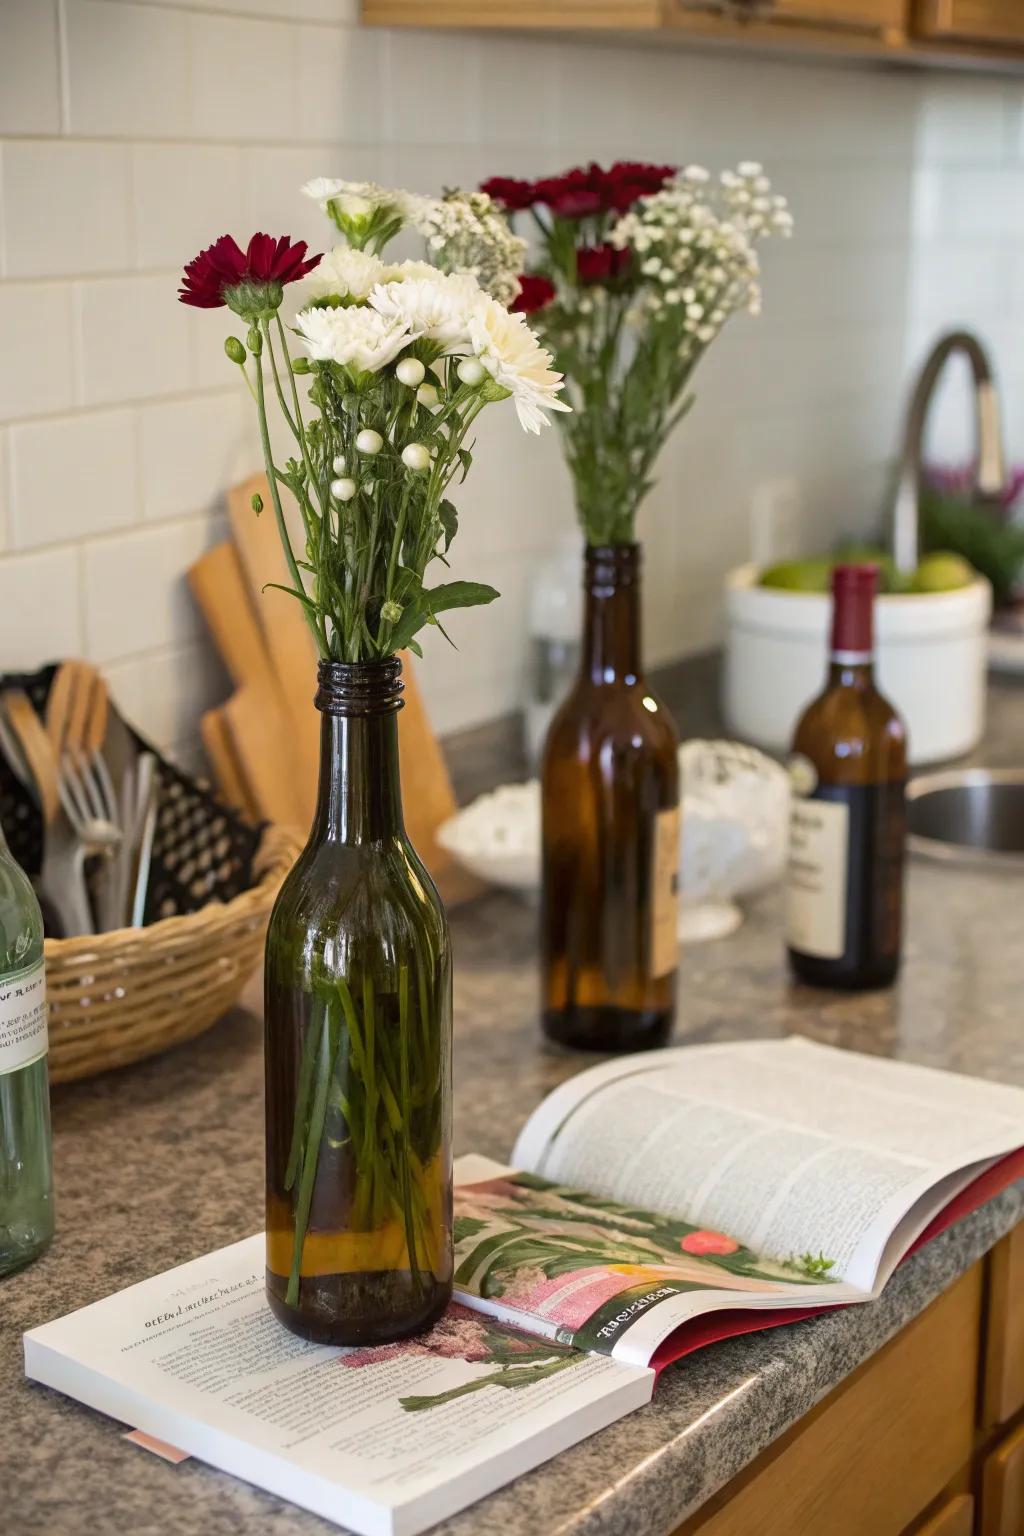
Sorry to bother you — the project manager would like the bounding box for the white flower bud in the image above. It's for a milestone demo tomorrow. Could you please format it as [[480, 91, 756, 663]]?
[[401, 443, 431, 472], [395, 356, 426, 387], [416, 383, 440, 408], [738, 160, 763, 178], [355, 429, 383, 455], [456, 357, 486, 387], [331, 477, 357, 502], [332, 453, 347, 474]]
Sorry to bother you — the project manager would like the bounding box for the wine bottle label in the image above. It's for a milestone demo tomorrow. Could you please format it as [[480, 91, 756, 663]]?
[[786, 798, 849, 959], [650, 806, 681, 979], [0, 960, 48, 1075]]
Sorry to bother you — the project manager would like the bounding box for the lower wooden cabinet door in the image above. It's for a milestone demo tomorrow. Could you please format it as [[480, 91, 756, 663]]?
[[914, 1494, 974, 1536], [914, 0, 1024, 45], [981, 1421, 1024, 1536]]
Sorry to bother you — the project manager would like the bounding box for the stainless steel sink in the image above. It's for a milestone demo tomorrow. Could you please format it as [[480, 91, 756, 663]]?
[[907, 769, 1024, 868]]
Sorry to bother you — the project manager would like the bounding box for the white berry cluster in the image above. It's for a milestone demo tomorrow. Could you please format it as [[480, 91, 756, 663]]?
[[610, 162, 793, 358]]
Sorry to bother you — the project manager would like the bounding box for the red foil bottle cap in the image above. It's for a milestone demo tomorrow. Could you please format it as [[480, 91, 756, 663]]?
[[830, 563, 877, 656]]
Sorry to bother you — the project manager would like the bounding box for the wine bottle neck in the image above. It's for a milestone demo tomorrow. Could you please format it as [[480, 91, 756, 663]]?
[[581, 543, 642, 685], [827, 655, 875, 688], [311, 658, 406, 844]]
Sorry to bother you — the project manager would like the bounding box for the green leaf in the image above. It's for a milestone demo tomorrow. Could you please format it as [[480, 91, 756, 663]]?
[[438, 499, 459, 552], [261, 580, 318, 613], [423, 580, 499, 617]]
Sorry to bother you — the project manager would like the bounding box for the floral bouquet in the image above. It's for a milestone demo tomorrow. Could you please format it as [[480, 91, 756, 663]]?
[[178, 178, 567, 662], [178, 181, 567, 1331], [481, 160, 792, 545]]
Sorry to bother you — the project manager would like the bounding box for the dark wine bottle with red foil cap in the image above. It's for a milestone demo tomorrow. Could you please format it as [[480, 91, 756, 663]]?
[[786, 564, 908, 990]]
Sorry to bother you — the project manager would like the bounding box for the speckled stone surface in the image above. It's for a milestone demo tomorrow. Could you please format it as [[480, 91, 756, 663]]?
[[3, 666, 1023, 1536]]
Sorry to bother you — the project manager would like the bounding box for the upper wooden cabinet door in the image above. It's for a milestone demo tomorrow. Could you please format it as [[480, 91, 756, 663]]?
[[672, 0, 902, 36], [361, 0, 659, 25], [914, 0, 1024, 44]]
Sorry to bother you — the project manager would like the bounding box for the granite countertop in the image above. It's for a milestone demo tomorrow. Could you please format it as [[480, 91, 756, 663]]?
[[3, 663, 1023, 1536]]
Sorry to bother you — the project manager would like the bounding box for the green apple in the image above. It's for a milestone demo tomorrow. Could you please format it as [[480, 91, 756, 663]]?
[[759, 558, 834, 593], [911, 552, 975, 593]]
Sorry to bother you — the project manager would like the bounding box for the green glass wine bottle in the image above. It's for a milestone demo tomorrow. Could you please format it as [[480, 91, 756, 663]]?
[[0, 822, 53, 1278]]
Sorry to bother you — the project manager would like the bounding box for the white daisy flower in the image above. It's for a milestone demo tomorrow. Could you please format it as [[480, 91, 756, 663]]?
[[306, 246, 389, 304], [467, 297, 570, 434], [293, 305, 416, 374], [369, 271, 482, 350]]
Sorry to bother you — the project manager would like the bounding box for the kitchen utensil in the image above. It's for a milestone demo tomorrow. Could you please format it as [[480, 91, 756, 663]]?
[[0, 690, 94, 937], [187, 542, 281, 699], [223, 686, 305, 826], [127, 753, 158, 928], [46, 659, 110, 758], [56, 749, 123, 934]]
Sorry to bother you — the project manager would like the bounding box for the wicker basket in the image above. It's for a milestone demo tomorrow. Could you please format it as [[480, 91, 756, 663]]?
[[45, 823, 301, 1084], [1, 665, 304, 1084]]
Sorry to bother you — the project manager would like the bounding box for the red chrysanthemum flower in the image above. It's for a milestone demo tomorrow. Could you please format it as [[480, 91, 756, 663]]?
[[575, 244, 631, 285], [603, 161, 676, 212], [510, 273, 557, 314], [480, 176, 538, 213], [178, 233, 321, 316], [533, 165, 608, 219]]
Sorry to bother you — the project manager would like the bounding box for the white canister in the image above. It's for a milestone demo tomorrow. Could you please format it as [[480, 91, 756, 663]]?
[[723, 563, 992, 765]]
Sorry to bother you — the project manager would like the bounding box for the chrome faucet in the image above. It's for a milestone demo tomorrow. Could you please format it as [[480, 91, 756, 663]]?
[[891, 330, 1005, 574]]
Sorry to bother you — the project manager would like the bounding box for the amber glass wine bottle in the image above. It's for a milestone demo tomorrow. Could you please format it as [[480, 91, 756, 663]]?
[[264, 658, 452, 1346], [786, 564, 907, 990], [541, 543, 680, 1052]]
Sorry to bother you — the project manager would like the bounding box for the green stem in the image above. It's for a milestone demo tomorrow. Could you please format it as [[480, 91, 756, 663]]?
[[284, 1002, 325, 1192], [286, 1002, 341, 1306]]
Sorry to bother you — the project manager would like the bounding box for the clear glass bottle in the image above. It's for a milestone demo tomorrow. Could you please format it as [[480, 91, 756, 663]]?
[[0, 824, 53, 1277], [541, 543, 680, 1052], [786, 564, 908, 990], [264, 657, 453, 1345]]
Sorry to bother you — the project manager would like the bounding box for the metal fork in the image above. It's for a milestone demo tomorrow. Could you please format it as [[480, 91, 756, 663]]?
[[58, 750, 124, 933]]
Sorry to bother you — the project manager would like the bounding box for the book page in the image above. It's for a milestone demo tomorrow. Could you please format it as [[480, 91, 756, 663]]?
[[452, 1159, 857, 1369], [24, 1235, 652, 1536], [512, 1039, 1024, 1291]]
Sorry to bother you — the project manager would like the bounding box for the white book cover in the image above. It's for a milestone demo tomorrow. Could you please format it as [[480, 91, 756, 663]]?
[[23, 1234, 653, 1536]]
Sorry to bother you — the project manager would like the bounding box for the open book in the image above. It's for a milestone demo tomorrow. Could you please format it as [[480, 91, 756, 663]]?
[[24, 1040, 1024, 1536]]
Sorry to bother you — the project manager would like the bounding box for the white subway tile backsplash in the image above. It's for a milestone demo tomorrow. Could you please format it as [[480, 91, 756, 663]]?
[[63, 0, 191, 139], [138, 391, 251, 523], [82, 514, 223, 663], [75, 274, 190, 407], [0, 3, 1022, 745], [189, 13, 297, 142], [296, 25, 383, 145], [0, 0, 61, 136], [106, 639, 229, 752], [9, 408, 138, 549], [0, 283, 75, 421], [1, 142, 132, 278], [0, 546, 82, 670], [131, 145, 244, 271]]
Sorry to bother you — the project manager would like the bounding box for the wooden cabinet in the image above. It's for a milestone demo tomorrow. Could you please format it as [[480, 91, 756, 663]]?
[[671, 0, 903, 39], [914, 1495, 974, 1536], [914, 1, 1024, 46], [982, 1225, 1024, 1430], [980, 1422, 1024, 1536], [672, 1266, 981, 1536], [360, 0, 660, 25]]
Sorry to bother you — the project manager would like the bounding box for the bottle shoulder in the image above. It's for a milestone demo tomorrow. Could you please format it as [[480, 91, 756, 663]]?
[[793, 682, 907, 782], [547, 679, 678, 756], [0, 852, 44, 972]]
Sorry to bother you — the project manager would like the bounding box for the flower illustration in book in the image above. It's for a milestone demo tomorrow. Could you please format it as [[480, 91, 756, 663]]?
[[454, 1174, 833, 1349], [340, 1302, 583, 1413]]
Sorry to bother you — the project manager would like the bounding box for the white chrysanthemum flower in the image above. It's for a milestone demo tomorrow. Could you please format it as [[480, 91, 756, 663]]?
[[370, 271, 482, 350], [381, 258, 443, 283], [293, 305, 416, 374], [467, 298, 570, 434], [306, 246, 389, 303], [302, 176, 345, 205]]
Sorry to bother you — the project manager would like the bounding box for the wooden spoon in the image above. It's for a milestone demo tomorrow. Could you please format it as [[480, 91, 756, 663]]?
[[46, 660, 110, 758], [3, 690, 60, 827]]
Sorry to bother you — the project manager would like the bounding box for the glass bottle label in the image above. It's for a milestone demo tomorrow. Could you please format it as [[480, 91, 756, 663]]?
[[786, 798, 849, 959], [0, 961, 48, 1075], [650, 806, 680, 979]]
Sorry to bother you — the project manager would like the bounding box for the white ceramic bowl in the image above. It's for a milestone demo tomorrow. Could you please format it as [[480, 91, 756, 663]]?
[[723, 563, 993, 765], [436, 742, 790, 942]]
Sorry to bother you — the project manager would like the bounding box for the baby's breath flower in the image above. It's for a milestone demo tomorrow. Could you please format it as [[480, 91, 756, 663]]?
[[408, 189, 526, 308]]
